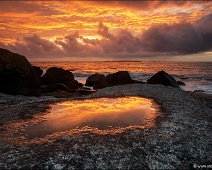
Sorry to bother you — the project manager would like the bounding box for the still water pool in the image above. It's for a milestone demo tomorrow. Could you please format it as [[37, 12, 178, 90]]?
[[26, 97, 159, 139]]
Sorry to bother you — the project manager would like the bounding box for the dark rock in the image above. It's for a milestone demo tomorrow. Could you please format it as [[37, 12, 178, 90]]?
[[32, 66, 43, 77], [0, 48, 40, 95], [86, 72, 140, 89], [106, 71, 134, 86], [147, 70, 179, 88], [42, 67, 74, 85], [80, 87, 93, 90], [40, 83, 75, 93], [179, 77, 189, 80], [42, 89, 97, 98], [65, 80, 83, 89], [85, 73, 107, 89], [193, 90, 205, 93], [42, 91, 78, 98], [133, 80, 145, 84], [177, 80, 185, 85]]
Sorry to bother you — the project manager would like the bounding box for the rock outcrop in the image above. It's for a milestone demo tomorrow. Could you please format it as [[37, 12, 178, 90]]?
[[106, 71, 134, 86], [177, 80, 185, 85], [85, 71, 143, 89], [41, 67, 82, 93], [147, 70, 179, 88], [85, 73, 107, 89], [85, 71, 135, 89], [0, 48, 40, 95], [32, 66, 43, 78], [42, 67, 74, 85]]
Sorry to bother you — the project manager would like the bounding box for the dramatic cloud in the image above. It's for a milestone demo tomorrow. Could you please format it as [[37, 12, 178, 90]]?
[[141, 23, 210, 54], [98, 22, 114, 39], [0, 1, 212, 60], [141, 13, 212, 54], [1, 0, 211, 44], [1, 12, 212, 60], [0, 34, 63, 58]]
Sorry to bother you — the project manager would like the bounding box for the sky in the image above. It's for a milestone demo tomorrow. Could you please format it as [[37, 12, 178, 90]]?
[[0, 0, 212, 61]]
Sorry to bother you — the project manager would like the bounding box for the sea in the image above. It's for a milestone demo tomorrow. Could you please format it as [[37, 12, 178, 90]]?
[[32, 61, 212, 94]]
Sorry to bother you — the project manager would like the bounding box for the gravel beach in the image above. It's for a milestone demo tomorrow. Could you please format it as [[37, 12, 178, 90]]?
[[0, 84, 211, 169]]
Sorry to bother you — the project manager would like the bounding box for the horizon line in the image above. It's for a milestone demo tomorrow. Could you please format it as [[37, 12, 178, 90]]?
[[30, 60, 212, 63]]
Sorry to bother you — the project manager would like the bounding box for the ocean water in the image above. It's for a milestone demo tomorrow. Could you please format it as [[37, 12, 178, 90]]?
[[32, 61, 212, 94]]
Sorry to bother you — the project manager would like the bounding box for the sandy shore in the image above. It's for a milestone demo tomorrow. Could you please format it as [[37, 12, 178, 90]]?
[[0, 84, 211, 169]]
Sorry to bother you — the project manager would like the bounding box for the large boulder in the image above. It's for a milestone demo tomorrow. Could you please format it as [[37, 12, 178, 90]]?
[[65, 80, 83, 89], [42, 67, 74, 85], [85, 73, 107, 89], [0, 48, 40, 95], [106, 71, 134, 86], [32, 66, 43, 78], [41, 67, 82, 90], [147, 70, 179, 88]]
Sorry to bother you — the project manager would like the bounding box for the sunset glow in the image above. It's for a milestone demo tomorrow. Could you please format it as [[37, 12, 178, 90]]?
[[0, 1, 212, 61]]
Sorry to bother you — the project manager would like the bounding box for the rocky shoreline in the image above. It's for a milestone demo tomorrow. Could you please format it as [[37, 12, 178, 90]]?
[[0, 48, 188, 99], [0, 84, 211, 169]]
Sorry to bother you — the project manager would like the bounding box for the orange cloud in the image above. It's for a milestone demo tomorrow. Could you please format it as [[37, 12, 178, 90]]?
[[0, 1, 212, 60], [1, 12, 212, 61]]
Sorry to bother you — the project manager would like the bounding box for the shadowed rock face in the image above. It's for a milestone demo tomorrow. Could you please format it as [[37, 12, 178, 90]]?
[[32, 66, 43, 78], [147, 70, 179, 88], [85, 71, 134, 89], [40, 83, 71, 93], [0, 48, 40, 96], [177, 80, 185, 86], [106, 71, 134, 86], [65, 80, 83, 89], [85, 73, 107, 89], [41, 67, 82, 93], [42, 67, 74, 85]]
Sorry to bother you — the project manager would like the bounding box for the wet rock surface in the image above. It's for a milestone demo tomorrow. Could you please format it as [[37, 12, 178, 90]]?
[[0, 84, 211, 169]]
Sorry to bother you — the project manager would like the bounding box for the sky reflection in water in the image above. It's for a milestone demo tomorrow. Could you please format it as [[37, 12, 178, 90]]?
[[26, 97, 159, 139]]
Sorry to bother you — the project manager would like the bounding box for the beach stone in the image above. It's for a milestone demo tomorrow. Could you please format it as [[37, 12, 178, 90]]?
[[40, 83, 74, 93], [42, 67, 74, 85], [147, 70, 179, 88], [85, 73, 107, 89], [32, 66, 43, 77], [177, 80, 185, 85], [0, 48, 40, 95], [65, 80, 83, 89], [106, 71, 134, 86]]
